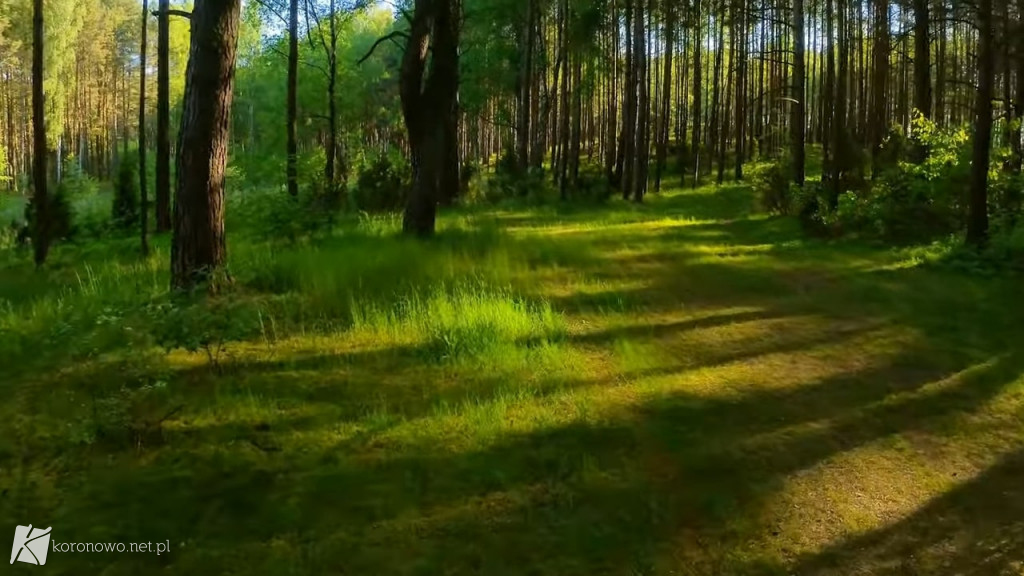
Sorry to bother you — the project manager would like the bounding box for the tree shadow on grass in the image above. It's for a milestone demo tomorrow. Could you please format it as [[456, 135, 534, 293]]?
[[22, 343, 1021, 575], [785, 446, 1024, 575]]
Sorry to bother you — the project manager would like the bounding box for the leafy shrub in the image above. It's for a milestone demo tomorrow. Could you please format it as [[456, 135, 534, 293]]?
[[0, 220, 17, 251], [113, 152, 139, 230], [571, 166, 615, 204], [22, 183, 74, 243], [298, 148, 346, 213], [85, 380, 178, 449], [149, 296, 263, 368], [62, 155, 101, 198], [753, 161, 796, 215], [460, 160, 479, 198], [0, 144, 11, 186], [833, 118, 970, 242], [351, 155, 408, 212]]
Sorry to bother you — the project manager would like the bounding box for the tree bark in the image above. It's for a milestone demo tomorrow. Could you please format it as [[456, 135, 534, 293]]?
[[655, 0, 675, 192], [141, 0, 150, 256], [325, 0, 338, 195], [171, 0, 242, 291], [400, 0, 461, 236], [734, 0, 747, 180], [869, 0, 889, 175], [911, 0, 931, 162], [32, 0, 48, 266], [287, 0, 299, 197], [156, 0, 172, 232], [517, 0, 535, 171], [967, 0, 993, 246], [691, 0, 703, 187], [792, 0, 806, 186]]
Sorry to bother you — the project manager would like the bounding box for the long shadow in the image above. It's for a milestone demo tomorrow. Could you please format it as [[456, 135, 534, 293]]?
[[25, 346, 1020, 575], [786, 447, 1024, 575]]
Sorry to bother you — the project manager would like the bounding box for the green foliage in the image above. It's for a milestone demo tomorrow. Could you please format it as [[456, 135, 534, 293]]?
[[112, 153, 139, 230], [569, 166, 615, 204], [0, 144, 9, 185], [61, 154, 100, 197], [22, 182, 75, 243], [0, 220, 18, 251], [229, 187, 335, 242], [753, 161, 797, 215], [149, 296, 263, 368], [834, 118, 971, 242], [351, 154, 409, 212], [468, 147, 552, 205], [80, 379, 177, 449]]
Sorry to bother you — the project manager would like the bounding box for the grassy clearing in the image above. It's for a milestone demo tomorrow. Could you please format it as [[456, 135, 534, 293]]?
[[1, 183, 1023, 575]]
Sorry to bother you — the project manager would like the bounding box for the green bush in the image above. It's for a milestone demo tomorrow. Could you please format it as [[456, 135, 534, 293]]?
[[113, 153, 139, 230], [231, 188, 332, 241], [149, 296, 263, 368], [753, 161, 796, 215], [571, 166, 615, 204], [832, 118, 970, 242], [351, 155, 408, 212], [22, 183, 74, 244], [62, 155, 101, 198]]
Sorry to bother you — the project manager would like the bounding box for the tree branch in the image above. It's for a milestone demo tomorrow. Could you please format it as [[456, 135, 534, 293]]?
[[150, 9, 192, 19], [357, 31, 409, 65], [251, 0, 287, 26]]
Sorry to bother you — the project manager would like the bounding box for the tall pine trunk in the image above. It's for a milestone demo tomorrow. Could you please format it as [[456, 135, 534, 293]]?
[[156, 0, 171, 232], [691, 0, 703, 187], [31, 0, 48, 266], [140, 0, 150, 256], [911, 0, 931, 162], [325, 0, 339, 195], [967, 0, 994, 246], [792, 0, 806, 186], [171, 0, 242, 291], [286, 0, 299, 197], [654, 0, 674, 192], [869, 0, 889, 176]]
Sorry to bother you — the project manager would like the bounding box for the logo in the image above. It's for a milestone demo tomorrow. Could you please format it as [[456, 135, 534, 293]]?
[[11, 525, 51, 566]]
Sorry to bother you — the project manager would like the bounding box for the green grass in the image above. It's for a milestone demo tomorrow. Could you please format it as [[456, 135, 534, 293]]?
[[1, 182, 1023, 575]]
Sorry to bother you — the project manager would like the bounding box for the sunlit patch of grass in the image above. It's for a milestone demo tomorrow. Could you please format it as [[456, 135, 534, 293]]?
[[350, 284, 566, 363]]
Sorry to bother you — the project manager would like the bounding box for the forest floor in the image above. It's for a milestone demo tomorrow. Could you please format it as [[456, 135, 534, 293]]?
[[1, 182, 1023, 575]]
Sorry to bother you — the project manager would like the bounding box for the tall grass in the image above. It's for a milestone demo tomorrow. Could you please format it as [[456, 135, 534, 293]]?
[[350, 284, 566, 362]]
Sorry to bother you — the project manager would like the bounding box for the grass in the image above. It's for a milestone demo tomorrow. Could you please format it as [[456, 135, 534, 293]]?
[[1, 181, 1023, 575]]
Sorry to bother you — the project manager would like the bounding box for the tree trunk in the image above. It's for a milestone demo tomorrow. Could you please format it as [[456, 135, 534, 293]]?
[[32, 0, 49, 266], [734, 0, 747, 180], [869, 0, 889, 175], [631, 0, 648, 201], [792, 0, 806, 186], [621, 0, 636, 199], [517, 0, 535, 171], [325, 0, 338, 195], [286, 0, 299, 197], [140, 0, 150, 256], [967, 0, 993, 246], [654, 0, 675, 192], [400, 0, 460, 236], [1014, 0, 1024, 174], [156, 0, 172, 232], [170, 0, 242, 291], [911, 0, 931, 162], [691, 0, 703, 187]]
